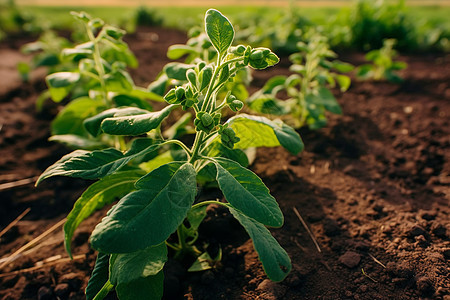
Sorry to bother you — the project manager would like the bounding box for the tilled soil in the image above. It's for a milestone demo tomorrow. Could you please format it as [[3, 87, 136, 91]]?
[[0, 27, 449, 300]]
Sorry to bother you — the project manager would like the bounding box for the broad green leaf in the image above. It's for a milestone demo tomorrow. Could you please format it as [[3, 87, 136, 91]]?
[[110, 243, 167, 285], [205, 9, 235, 56], [48, 134, 106, 150], [316, 87, 342, 114], [64, 170, 144, 257], [101, 105, 175, 136], [128, 87, 164, 102], [46, 72, 80, 102], [139, 151, 173, 173], [84, 107, 150, 137], [335, 74, 351, 92], [36, 142, 161, 184], [105, 71, 134, 93], [112, 94, 154, 111], [213, 157, 283, 227], [116, 271, 164, 300], [85, 253, 110, 300], [226, 114, 304, 155], [332, 61, 354, 73], [167, 45, 196, 60], [206, 141, 249, 167], [90, 162, 197, 253], [164, 62, 195, 81], [187, 206, 207, 231], [229, 207, 291, 282], [51, 97, 105, 136], [247, 96, 289, 116], [261, 75, 287, 93]]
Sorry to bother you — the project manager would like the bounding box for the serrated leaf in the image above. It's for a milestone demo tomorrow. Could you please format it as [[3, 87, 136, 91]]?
[[37, 141, 161, 184], [85, 253, 110, 300], [110, 243, 167, 285], [229, 207, 291, 282], [205, 9, 234, 56], [101, 105, 175, 136], [116, 271, 164, 300], [64, 170, 144, 257], [90, 162, 197, 253], [226, 114, 304, 155], [213, 157, 283, 227]]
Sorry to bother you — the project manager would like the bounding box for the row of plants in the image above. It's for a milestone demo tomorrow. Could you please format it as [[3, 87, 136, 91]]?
[[26, 6, 408, 299]]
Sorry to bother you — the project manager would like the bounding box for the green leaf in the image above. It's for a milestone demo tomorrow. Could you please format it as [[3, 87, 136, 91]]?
[[167, 45, 196, 60], [335, 74, 351, 92], [90, 162, 197, 253], [51, 97, 106, 137], [46, 72, 80, 102], [48, 134, 106, 150], [86, 253, 110, 300], [332, 61, 354, 73], [226, 114, 304, 155], [138, 151, 173, 173], [110, 243, 167, 285], [187, 206, 207, 231], [229, 207, 291, 282], [101, 105, 175, 136], [247, 95, 289, 116], [164, 62, 195, 81], [116, 271, 164, 300], [206, 141, 249, 167], [64, 170, 144, 257], [205, 9, 235, 56], [84, 107, 150, 137], [213, 157, 283, 227], [188, 252, 213, 272], [37, 142, 161, 184], [316, 87, 342, 114]]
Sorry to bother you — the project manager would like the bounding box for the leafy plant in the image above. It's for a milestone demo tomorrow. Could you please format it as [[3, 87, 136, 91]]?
[[43, 12, 162, 150], [248, 33, 353, 129], [356, 38, 407, 84], [37, 9, 303, 300]]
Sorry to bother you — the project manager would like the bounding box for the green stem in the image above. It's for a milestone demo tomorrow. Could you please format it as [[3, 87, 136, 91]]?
[[191, 200, 228, 210], [85, 24, 110, 107], [189, 131, 205, 163], [93, 280, 114, 300]]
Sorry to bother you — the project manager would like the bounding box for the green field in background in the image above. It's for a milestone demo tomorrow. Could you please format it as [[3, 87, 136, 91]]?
[[19, 4, 450, 31]]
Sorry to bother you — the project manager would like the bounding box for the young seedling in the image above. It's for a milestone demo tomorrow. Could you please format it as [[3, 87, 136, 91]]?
[[356, 38, 407, 84], [44, 12, 162, 150], [248, 33, 353, 129], [37, 9, 303, 300]]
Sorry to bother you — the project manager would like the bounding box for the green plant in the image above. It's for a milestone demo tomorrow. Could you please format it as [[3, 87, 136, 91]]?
[[248, 33, 353, 129], [356, 39, 407, 84], [134, 6, 163, 27], [37, 9, 303, 300], [43, 12, 162, 150]]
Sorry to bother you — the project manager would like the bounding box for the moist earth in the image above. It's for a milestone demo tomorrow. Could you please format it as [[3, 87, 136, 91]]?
[[0, 27, 449, 300]]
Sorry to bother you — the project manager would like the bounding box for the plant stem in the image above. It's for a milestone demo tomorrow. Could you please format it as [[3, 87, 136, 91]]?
[[189, 131, 205, 163], [93, 280, 114, 300], [191, 200, 228, 210]]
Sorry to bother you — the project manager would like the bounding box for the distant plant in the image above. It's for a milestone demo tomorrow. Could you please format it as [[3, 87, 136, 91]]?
[[37, 9, 303, 300], [134, 6, 163, 27], [42, 12, 162, 150], [356, 39, 407, 84], [249, 33, 353, 129], [18, 30, 73, 84], [349, 0, 416, 51]]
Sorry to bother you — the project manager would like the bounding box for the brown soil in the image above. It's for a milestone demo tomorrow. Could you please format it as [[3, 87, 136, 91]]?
[[0, 27, 449, 300]]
